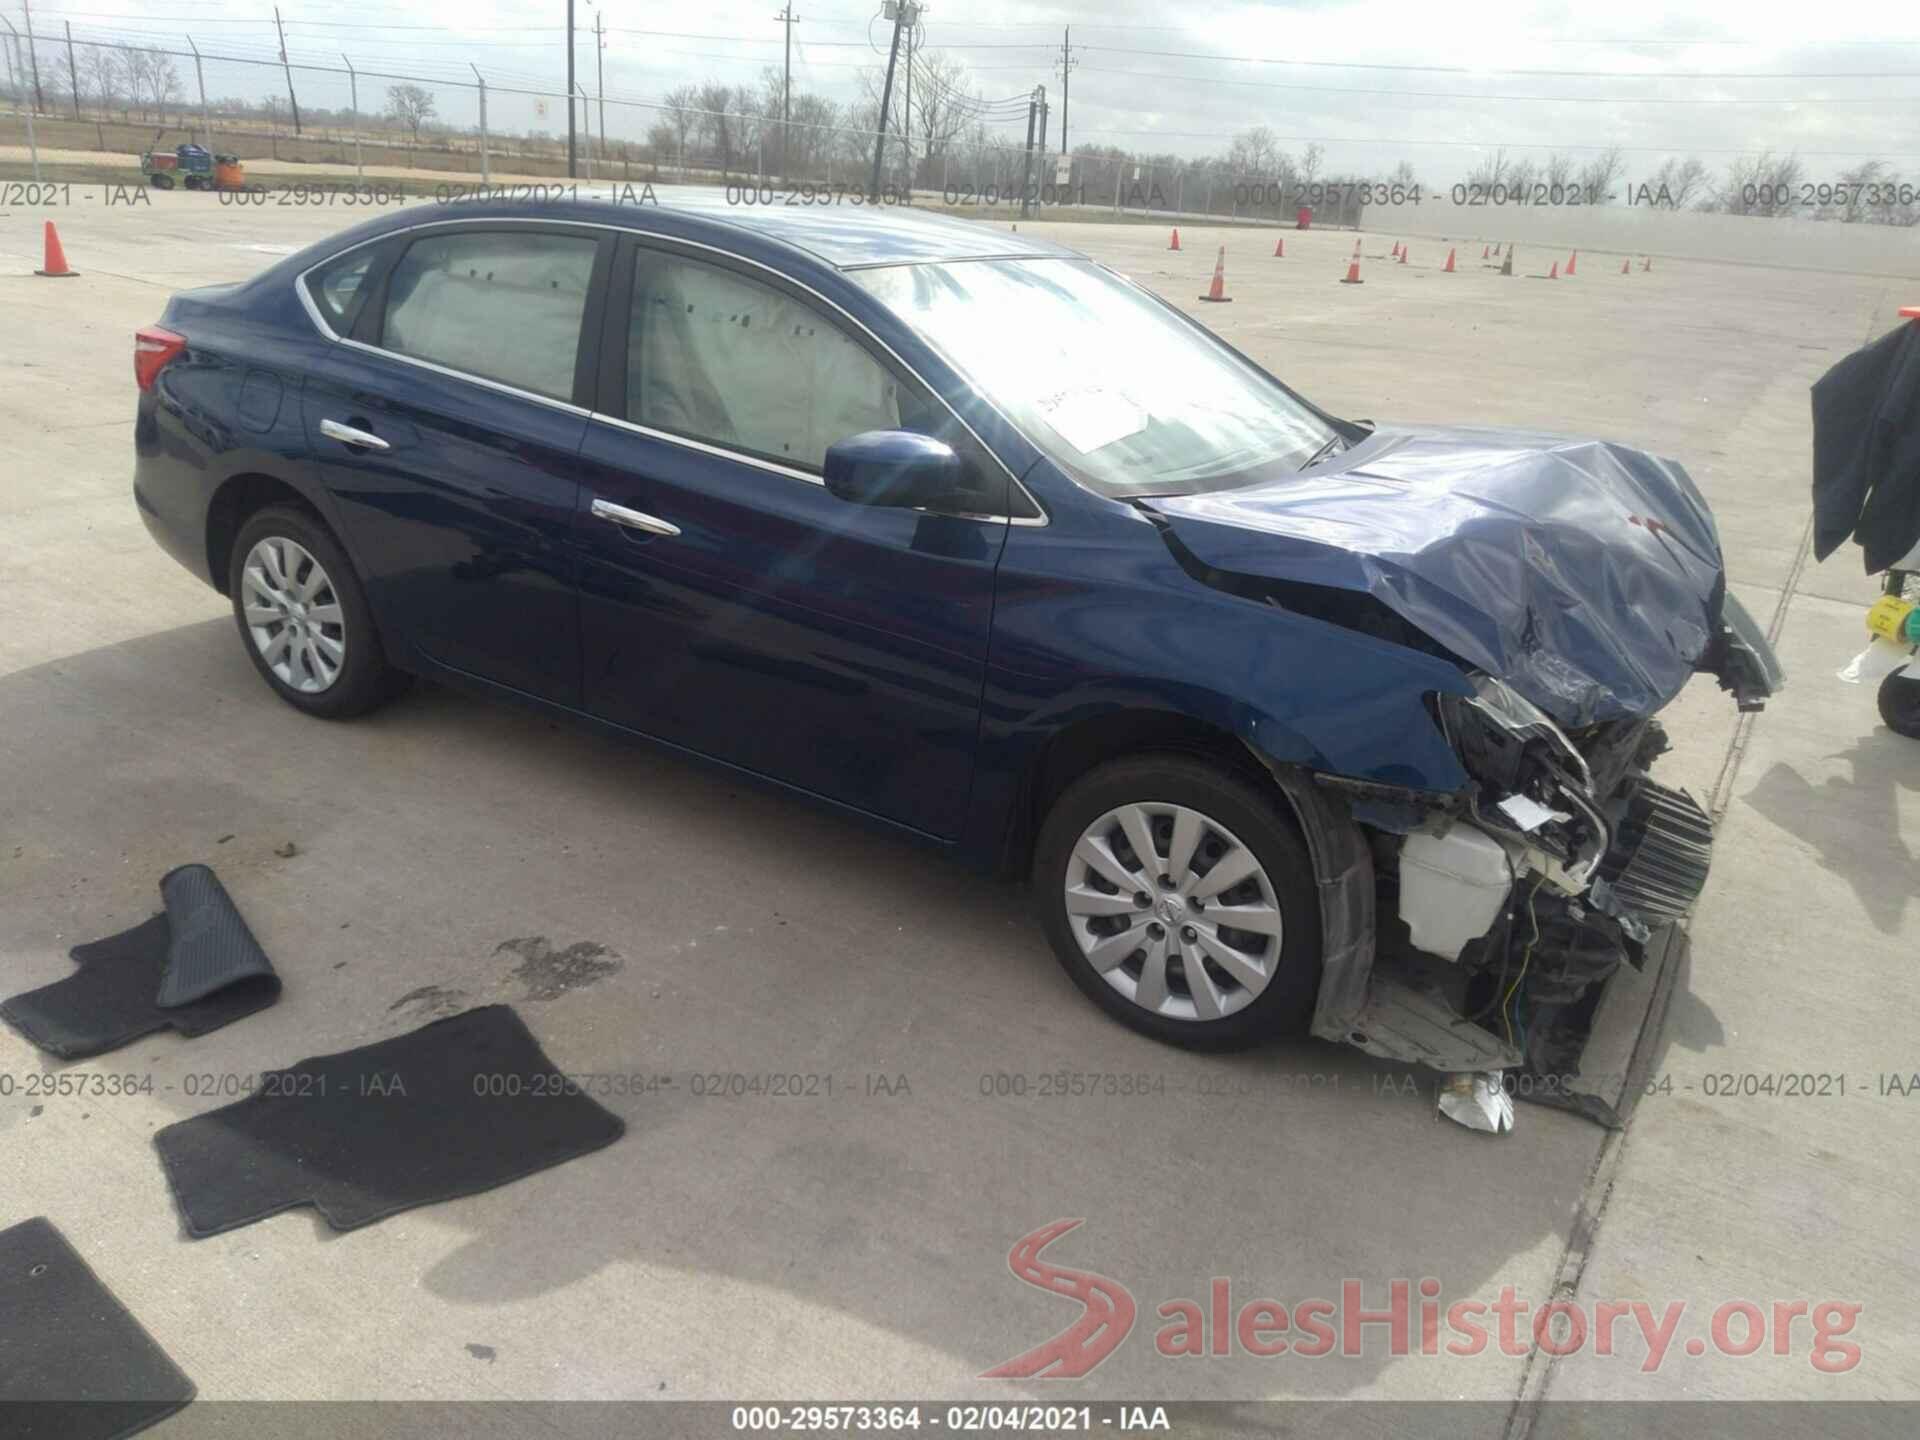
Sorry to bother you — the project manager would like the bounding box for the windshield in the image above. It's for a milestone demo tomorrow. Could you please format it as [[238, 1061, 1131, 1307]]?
[[852, 257, 1338, 498]]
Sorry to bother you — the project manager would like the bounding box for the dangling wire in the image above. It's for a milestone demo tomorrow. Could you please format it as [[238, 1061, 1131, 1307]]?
[[1502, 877, 1545, 1049]]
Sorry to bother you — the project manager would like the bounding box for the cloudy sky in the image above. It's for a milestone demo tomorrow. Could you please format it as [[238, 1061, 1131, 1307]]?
[[22, 0, 1920, 182]]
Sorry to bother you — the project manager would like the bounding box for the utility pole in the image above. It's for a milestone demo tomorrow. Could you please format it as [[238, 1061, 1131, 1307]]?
[[867, 0, 907, 201], [594, 8, 605, 169], [22, 0, 44, 115], [64, 20, 78, 120], [901, 13, 912, 189], [1038, 95, 1048, 159], [1019, 87, 1037, 218], [566, 0, 577, 178], [774, 5, 796, 180], [1057, 26, 1075, 154], [273, 6, 301, 134]]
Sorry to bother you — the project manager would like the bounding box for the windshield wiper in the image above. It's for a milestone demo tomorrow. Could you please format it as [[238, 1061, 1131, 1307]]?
[[1300, 434, 1346, 470]]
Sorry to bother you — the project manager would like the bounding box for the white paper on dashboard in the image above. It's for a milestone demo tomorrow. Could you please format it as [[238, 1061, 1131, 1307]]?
[[1034, 387, 1149, 454]]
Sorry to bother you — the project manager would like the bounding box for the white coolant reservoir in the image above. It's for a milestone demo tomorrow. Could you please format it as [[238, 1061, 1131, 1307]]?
[[1399, 823, 1515, 961]]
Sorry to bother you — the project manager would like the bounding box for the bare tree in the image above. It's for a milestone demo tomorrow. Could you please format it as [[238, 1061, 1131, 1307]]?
[[1576, 146, 1625, 205], [1705, 151, 1803, 217], [81, 45, 118, 114], [151, 52, 181, 119], [1463, 148, 1510, 189], [661, 84, 700, 161], [1645, 155, 1709, 209], [789, 92, 839, 177], [116, 48, 152, 120], [1298, 142, 1324, 184], [695, 82, 739, 171], [384, 83, 436, 145], [908, 52, 978, 185], [1229, 125, 1281, 177]]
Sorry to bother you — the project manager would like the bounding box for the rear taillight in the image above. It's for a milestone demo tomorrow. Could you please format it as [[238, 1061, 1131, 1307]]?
[[134, 326, 187, 392]]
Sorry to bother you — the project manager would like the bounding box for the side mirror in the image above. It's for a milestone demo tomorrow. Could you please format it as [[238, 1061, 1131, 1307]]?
[[823, 430, 962, 509]]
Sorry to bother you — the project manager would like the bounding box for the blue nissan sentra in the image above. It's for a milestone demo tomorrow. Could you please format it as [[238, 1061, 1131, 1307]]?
[[132, 197, 1780, 1126]]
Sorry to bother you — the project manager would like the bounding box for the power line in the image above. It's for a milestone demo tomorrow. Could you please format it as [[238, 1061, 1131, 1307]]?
[[1075, 44, 1920, 80], [1071, 64, 1920, 105]]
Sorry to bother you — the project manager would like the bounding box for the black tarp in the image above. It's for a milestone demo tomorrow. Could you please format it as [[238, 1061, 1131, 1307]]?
[[1812, 319, 1920, 572]]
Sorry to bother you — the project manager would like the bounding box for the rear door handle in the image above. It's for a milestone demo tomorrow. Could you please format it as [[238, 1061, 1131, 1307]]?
[[319, 418, 390, 451], [591, 497, 681, 538]]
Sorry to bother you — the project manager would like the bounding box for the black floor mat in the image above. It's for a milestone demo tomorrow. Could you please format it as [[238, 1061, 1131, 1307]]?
[[1, 865, 280, 1059], [153, 1005, 626, 1238], [0, 1217, 195, 1440]]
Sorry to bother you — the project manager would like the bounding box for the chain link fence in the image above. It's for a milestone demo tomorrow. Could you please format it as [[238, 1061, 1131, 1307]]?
[[2, 31, 1371, 228]]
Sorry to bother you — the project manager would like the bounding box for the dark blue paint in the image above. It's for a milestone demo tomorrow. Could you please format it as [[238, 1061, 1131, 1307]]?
[[134, 199, 1502, 870]]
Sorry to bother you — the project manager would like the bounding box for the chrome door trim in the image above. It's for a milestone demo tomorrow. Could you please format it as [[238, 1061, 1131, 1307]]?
[[317, 417, 391, 451], [590, 497, 682, 538]]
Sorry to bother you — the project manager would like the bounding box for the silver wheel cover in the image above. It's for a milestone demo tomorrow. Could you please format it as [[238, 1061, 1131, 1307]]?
[[242, 537, 346, 694], [1063, 801, 1284, 1022]]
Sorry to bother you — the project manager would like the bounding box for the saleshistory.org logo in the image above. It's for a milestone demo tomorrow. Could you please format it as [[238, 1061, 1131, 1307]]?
[[981, 1221, 1863, 1377]]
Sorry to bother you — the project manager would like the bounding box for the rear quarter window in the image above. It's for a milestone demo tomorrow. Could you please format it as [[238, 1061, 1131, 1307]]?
[[303, 248, 377, 336]]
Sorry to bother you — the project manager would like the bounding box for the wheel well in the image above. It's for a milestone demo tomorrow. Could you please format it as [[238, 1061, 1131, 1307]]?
[[205, 474, 317, 595], [1008, 709, 1273, 877]]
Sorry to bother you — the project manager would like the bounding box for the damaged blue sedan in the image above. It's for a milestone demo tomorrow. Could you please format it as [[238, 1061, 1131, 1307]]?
[[132, 200, 1781, 1129]]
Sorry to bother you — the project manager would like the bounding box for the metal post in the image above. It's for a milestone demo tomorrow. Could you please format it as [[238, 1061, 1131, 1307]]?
[[1112, 159, 1120, 214], [1176, 171, 1183, 216], [566, 0, 577, 178], [470, 64, 488, 185], [776, 3, 793, 181], [187, 36, 210, 152], [343, 54, 361, 179], [575, 84, 593, 181], [21, 0, 43, 115], [273, 6, 302, 134], [595, 10, 605, 172], [63, 20, 77, 119]]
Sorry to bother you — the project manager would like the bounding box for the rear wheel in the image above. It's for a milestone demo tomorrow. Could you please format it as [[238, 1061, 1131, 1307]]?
[[1033, 755, 1323, 1050], [227, 505, 403, 719], [1879, 667, 1920, 738]]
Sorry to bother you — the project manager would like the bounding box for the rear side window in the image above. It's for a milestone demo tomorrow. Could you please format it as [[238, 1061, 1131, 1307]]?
[[379, 231, 597, 402], [305, 248, 377, 336], [627, 249, 901, 471]]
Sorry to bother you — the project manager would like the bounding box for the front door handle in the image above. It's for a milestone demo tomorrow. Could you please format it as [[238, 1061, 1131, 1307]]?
[[591, 497, 681, 538], [320, 417, 390, 451]]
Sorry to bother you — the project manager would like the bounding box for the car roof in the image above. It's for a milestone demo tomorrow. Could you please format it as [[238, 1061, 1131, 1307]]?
[[639, 189, 1080, 269]]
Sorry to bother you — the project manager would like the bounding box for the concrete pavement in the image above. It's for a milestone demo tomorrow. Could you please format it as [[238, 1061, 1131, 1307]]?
[[0, 190, 1914, 1426]]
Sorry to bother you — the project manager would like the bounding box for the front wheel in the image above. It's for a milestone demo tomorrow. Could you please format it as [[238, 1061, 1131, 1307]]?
[[1033, 755, 1324, 1050], [227, 505, 404, 719], [1879, 667, 1920, 738]]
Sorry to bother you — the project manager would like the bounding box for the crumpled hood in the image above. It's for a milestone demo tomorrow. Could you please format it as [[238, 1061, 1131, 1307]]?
[[1144, 425, 1727, 726]]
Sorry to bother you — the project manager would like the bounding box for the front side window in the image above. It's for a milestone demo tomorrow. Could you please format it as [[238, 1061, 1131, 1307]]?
[[379, 231, 597, 401], [627, 249, 901, 471], [852, 258, 1337, 499]]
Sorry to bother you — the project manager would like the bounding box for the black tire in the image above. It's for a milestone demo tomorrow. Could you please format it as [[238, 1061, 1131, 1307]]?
[[227, 504, 404, 720], [1879, 667, 1920, 739], [1032, 754, 1324, 1051], [149, 172, 174, 189]]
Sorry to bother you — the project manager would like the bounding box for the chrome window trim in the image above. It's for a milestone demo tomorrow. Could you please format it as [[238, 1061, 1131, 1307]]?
[[292, 214, 1048, 526]]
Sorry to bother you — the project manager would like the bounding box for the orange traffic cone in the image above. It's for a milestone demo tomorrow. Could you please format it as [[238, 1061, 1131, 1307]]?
[[35, 221, 78, 278], [1197, 245, 1231, 302], [1621, 259, 1630, 275], [1340, 257, 1363, 285], [1169, 227, 1181, 251], [1274, 236, 1284, 258], [1566, 249, 1578, 275], [1392, 241, 1401, 258], [1481, 244, 1490, 260], [1548, 260, 1559, 279], [1443, 247, 1456, 273], [1398, 246, 1409, 264]]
